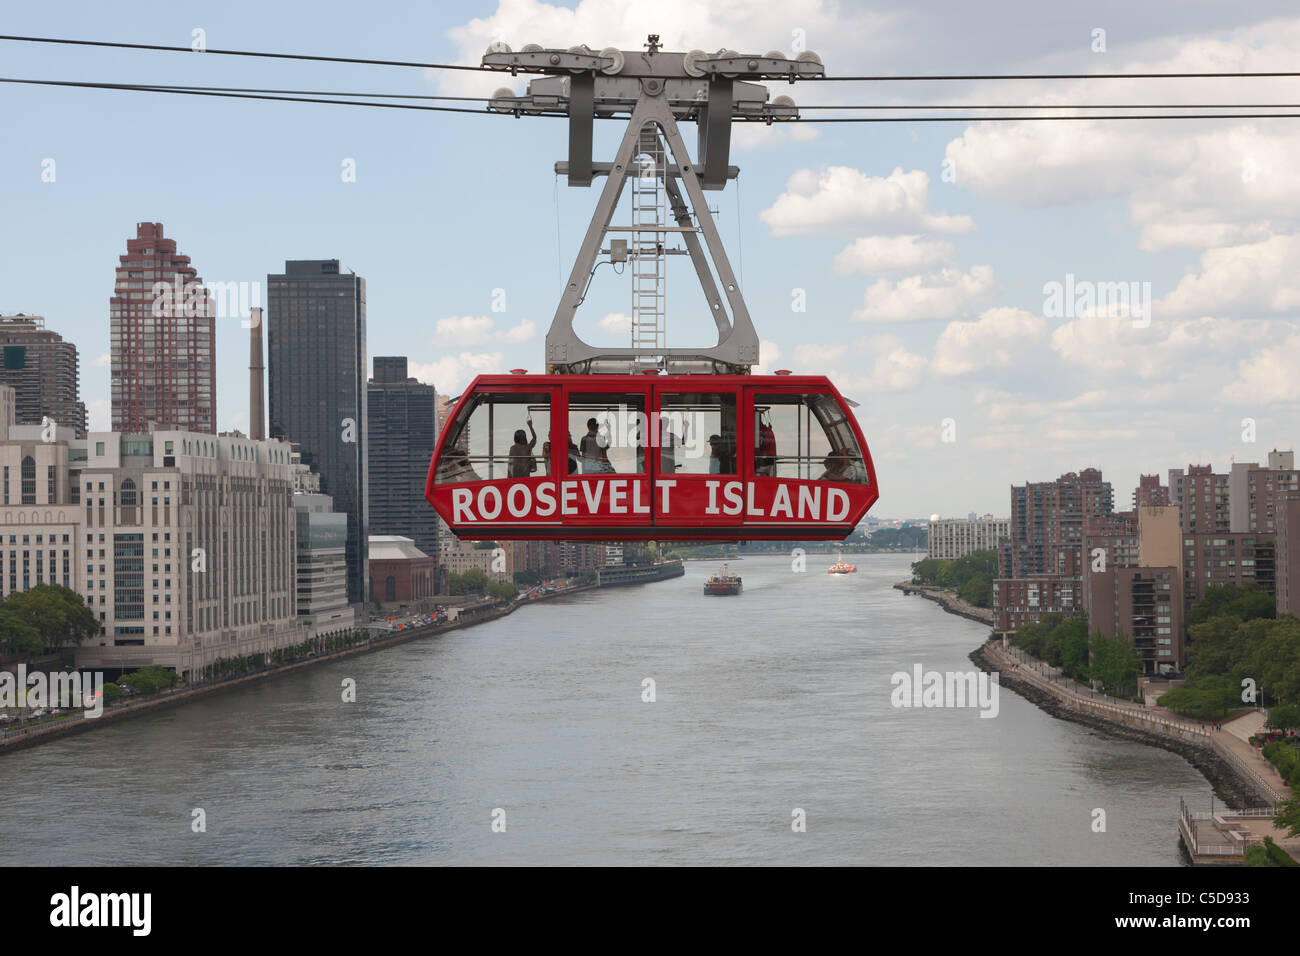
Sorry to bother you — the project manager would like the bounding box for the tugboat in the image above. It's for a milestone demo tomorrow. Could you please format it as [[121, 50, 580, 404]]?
[[827, 554, 857, 574], [704, 564, 743, 596]]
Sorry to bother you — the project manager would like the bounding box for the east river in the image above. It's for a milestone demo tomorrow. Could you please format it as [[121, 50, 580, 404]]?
[[0, 553, 1209, 865]]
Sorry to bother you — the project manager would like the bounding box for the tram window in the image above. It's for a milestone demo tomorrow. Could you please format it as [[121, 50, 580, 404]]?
[[658, 393, 737, 475], [435, 392, 550, 483], [754, 393, 868, 484], [567, 393, 646, 475]]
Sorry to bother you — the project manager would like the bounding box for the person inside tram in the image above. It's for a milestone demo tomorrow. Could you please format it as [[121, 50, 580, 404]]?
[[508, 419, 538, 478], [579, 417, 614, 473], [440, 442, 482, 483], [819, 448, 867, 483], [541, 431, 552, 476], [707, 435, 734, 474], [567, 433, 581, 473]]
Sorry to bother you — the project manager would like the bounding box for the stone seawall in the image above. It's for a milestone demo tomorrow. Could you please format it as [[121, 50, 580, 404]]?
[[968, 642, 1268, 810]]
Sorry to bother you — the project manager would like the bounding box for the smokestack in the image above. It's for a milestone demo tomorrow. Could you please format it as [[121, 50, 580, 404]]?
[[249, 307, 265, 440]]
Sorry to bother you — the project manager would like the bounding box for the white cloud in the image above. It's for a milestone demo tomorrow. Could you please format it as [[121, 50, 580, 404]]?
[[941, 22, 1300, 252], [438, 0, 898, 97], [833, 235, 955, 275], [1221, 331, 1300, 405], [408, 352, 505, 394], [435, 315, 536, 346], [793, 335, 926, 394], [92, 352, 111, 368], [761, 166, 975, 237], [1158, 234, 1300, 317], [498, 318, 537, 343], [853, 265, 995, 322], [1050, 313, 1278, 379], [598, 312, 632, 333], [933, 307, 1046, 376], [751, 339, 781, 374]]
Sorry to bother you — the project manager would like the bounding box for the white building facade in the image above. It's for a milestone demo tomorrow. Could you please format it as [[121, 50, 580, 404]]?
[[927, 514, 1010, 561]]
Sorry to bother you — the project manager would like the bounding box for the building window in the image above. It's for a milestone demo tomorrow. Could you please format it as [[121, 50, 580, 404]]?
[[20, 456, 35, 504]]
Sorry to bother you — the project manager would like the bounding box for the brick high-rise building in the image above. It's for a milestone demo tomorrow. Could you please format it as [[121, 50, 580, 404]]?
[[110, 223, 215, 433], [267, 259, 368, 606], [0, 315, 88, 436], [1083, 506, 1185, 674], [1001, 469, 1114, 578], [1168, 465, 1230, 534], [994, 469, 1113, 636], [367, 357, 438, 579], [1275, 495, 1300, 616], [1181, 532, 1275, 609], [1229, 451, 1299, 534], [1133, 474, 1169, 510]]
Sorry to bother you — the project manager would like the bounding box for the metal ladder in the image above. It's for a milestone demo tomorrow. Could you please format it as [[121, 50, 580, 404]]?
[[630, 125, 667, 363]]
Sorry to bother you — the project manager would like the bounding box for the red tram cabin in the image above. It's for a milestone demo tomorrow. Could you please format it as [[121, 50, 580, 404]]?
[[425, 374, 878, 541]]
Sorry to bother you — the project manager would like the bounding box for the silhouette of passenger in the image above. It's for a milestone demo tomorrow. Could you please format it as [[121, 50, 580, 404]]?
[[508, 419, 537, 478], [579, 417, 613, 473]]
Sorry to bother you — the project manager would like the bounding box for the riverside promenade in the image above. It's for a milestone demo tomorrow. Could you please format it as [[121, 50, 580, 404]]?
[[0, 583, 595, 756], [984, 639, 1293, 808]]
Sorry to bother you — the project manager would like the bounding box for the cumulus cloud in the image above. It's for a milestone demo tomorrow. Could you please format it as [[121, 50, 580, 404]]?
[[1050, 313, 1278, 379], [761, 166, 975, 237], [1158, 234, 1300, 317], [790, 336, 926, 394], [408, 352, 505, 394], [435, 315, 536, 346], [853, 265, 994, 322], [941, 22, 1300, 252], [438, 0, 897, 97], [1221, 331, 1300, 405], [833, 235, 955, 275], [597, 312, 632, 333], [932, 307, 1046, 376], [92, 352, 111, 368], [751, 339, 782, 374]]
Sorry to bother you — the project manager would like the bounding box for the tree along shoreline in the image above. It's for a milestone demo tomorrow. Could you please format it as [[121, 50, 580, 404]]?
[[0, 581, 604, 757]]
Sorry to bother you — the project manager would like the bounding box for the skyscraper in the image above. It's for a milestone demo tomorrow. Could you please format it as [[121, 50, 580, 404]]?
[[0, 314, 87, 436], [110, 223, 216, 433], [367, 357, 438, 582], [267, 259, 368, 605]]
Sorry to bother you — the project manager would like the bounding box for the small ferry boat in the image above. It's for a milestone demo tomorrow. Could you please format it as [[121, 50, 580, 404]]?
[[704, 564, 743, 596], [827, 554, 857, 574]]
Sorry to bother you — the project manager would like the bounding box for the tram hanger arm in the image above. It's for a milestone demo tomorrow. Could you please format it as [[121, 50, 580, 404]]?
[[554, 161, 739, 182]]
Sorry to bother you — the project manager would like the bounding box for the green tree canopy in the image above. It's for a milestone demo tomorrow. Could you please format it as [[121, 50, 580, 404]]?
[[1187, 582, 1275, 627], [1, 585, 97, 654]]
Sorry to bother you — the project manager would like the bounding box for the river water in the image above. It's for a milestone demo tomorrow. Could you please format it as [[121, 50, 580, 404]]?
[[0, 553, 1209, 865]]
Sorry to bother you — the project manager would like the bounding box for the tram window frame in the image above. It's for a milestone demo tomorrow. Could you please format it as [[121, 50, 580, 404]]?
[[434, 389, 554, 484], [655, 391, 739, 476], [751, 391, 869, 485], [564, 391, 648, 476]]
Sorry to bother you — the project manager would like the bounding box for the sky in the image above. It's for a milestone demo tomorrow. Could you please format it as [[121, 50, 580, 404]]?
[[2, 0, 1298, 520]]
